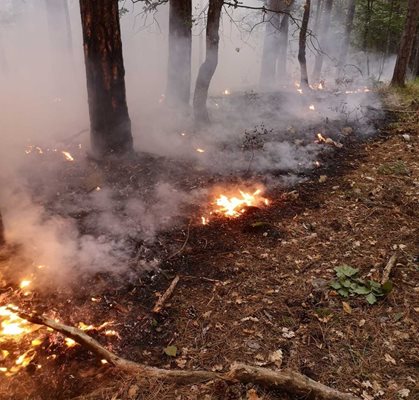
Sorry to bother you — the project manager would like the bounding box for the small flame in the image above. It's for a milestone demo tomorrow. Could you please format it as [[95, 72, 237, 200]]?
[[201, 216, 208, 225], [316, 133, 327, 143], [223, 89, 231, 95], [61, 151, 74, 161], [196, 148, 205, 153], [309, 104, 315, 111], [65, 338, 77, 348], [19, 280, 31, 289]]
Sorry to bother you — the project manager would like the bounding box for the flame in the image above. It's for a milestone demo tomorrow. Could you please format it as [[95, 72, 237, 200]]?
[[65, 338, 77, 348], [19, 280, 31, 289], [309, 104, 315, 111], [202, 189, 269, 223], [0, 305, 39, 338], [223, 89, 231, 95], [61, 151, 74, 161], [196, 148, 205, 153], [316, 133, 327, 143]]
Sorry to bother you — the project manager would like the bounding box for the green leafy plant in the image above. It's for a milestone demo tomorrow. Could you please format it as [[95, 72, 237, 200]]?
[[330, 265, 393, 304]]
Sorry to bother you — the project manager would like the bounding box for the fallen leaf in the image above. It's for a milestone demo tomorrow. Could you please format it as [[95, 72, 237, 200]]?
[[384, 353, 396, 365], [359, 319, 366, 327], [269, 349, 283, 367], [342, 301, 352, 314], [164, 345, 177, 357], [397, 388, 410, 398], [247, 388, 261, 400]]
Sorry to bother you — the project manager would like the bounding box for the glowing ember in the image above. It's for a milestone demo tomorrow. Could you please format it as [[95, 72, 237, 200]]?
[[316, 133, 327, 143], [65, 338, 77, 348], [19, 280, 31, 289], [201, 216, 208, 225], [309, 104, 315, 111], [61, 151, 74, 161], [196, 148, 205, 153], [223, 89, 231, 95]]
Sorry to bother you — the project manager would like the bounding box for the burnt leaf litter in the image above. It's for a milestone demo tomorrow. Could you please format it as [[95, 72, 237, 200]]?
[[0, 89, 418, 400]]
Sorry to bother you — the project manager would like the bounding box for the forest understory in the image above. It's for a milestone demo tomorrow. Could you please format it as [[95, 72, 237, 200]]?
[[0, 85, 418, 400]]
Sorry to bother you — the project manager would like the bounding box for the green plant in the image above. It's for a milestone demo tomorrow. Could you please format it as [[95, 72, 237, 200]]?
[[330, 265, 393, 304]]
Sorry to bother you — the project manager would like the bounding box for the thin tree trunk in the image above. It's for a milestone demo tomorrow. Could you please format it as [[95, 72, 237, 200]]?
[[408, 25, 419, 77], [336, 0, 356, 78], [313, 0, 323, 34], [260, 0, 283, 89], [378, 0, 395, 80], [0, 211, 5, 246], [312, 0, 333, 82], [391, 0, 419, 86], [298, 0, 311, 88], [276, 14, 289, 83], [362, 0, 373, 76], [79, 0, 133, 158], [193, 0, 223, 124], [166, 0, 192, 106]]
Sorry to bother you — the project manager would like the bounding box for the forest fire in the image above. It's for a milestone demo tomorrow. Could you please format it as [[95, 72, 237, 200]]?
[[201, 188, 269, 224]]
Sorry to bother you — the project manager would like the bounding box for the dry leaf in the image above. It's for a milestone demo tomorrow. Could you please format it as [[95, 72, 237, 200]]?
[[247, 388, 262, 400], [342, 301, 352, 314], [384, 353, 396, 365]]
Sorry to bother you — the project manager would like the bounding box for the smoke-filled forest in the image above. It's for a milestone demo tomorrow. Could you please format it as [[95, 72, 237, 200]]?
[[0, 0, 418, 399]]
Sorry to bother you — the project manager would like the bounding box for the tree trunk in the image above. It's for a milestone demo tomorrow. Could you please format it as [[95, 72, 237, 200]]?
[[312, 0, 333, 82], [166, 0, 192, 107], [79, 0, 133, 158], [260, 1, 292, 89], [193, 0, 223, 124], [391, 0, 419, 86], [336, 0, 356, 78], [45, 0, 73, 54], [0, 211, 5, 246], [298, 0, 311, 88], [276, 14, 289, 83], [408, 25, 419, 77]]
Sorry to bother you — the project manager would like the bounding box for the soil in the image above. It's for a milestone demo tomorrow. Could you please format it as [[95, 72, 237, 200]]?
[[0, 88, 417, 400]]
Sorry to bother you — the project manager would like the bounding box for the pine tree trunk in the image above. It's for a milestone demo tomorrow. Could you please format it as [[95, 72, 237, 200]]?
[[391, 0, 419, 86], [336, 0, 356, 78], [0, 211, 5, 246], [298, 0, 311, 88], [408, 26, 419, 77], [312, 0, 333, 82], [166, 0, 192, 106], [193, 0, 223, 124], [79, 0, 133, 158]]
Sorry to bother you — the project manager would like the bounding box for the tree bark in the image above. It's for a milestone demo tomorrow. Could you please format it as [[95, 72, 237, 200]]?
[[312, 0, 333, 82], [276, 13, 289, 83], [79, 0, 133, 157], [298, 0, 311, 88], [336, 0, 356, 78], [408, 25, 419, 77], [0, 211, 5, 246], [193, 0, 224, 124], [391, 0, 419, 86], [166, 0, 192, 107]]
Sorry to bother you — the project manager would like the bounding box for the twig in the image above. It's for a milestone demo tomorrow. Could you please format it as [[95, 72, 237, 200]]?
[[165, 221, 191, 261], [381, 253, 397, 285], [152, 275, 180, 313], [14, 310, 360, 400]]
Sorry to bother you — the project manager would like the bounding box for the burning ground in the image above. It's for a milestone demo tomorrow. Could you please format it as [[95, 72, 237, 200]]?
[[0, 86, 418, 399]]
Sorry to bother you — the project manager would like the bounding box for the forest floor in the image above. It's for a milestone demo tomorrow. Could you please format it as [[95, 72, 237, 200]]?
[[0, 82, 418, 400]]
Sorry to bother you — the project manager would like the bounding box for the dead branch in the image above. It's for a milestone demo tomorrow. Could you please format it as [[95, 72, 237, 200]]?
[[381, 253, 398, 284], [15, 310, 360, 400], [152, 275, 180, 313]]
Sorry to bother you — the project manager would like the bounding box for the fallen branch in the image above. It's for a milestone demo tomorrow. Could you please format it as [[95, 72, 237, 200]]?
[[15, 310, 360, 400], [381, 253, 398, 285], [152, 275, 180, 313]]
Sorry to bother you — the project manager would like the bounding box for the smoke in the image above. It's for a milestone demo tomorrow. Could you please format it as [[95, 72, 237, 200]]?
[[0, 0, 386, 287]]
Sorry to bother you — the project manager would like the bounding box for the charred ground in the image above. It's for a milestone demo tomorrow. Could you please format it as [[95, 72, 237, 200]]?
[[0, 87, 418, 400]]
